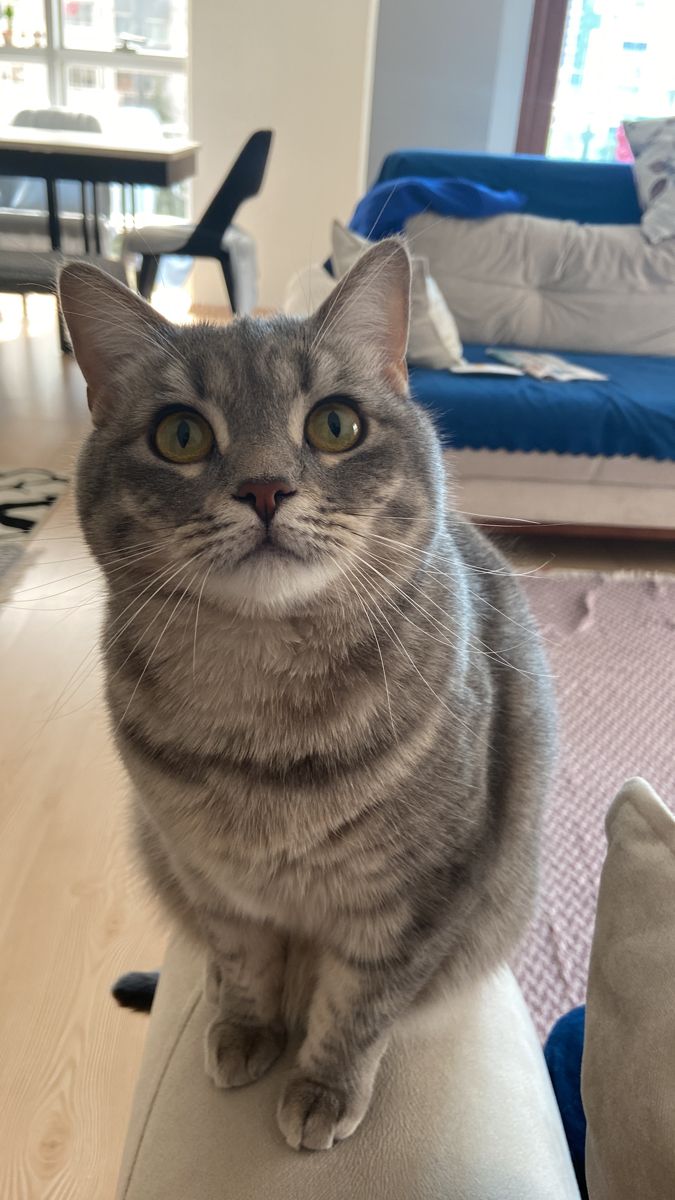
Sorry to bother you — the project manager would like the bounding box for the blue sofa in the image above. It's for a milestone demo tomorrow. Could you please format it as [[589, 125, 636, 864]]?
[[375, 151, 675, 465]]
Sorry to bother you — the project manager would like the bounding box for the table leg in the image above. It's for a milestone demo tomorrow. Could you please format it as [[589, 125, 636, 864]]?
[[81, 181, 90, 254], [92, 184, 102, 255], [46, 177, 61, 251]]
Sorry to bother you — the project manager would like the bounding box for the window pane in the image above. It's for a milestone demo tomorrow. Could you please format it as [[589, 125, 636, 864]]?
[[0, 60, 49, 119], [1, 0, 48, 49], [62, 0, 187, 56], [548, 0, 675, 162], [65, 64, 188, 137]]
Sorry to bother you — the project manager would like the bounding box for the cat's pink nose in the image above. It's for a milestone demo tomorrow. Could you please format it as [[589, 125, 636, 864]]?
[[233, 479, 295, 524]]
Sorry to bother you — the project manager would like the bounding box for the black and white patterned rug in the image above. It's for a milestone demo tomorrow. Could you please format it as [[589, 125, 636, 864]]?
[[0, 467, 69, 582]]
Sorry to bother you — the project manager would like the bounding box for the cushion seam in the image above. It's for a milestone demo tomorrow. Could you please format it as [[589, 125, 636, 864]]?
[[120, 986, 202, 1199], [431, 273, 675, 296]]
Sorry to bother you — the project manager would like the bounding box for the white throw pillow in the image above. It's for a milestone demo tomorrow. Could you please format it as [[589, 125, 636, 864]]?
[[625, 117, 675, 244], [582, 777, 675, 1200], [283, 264, 335, 317], [331, 221, 464, 370], [407, 210, 675, 356]]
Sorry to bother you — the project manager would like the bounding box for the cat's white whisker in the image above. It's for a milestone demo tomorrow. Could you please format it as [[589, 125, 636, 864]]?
[[349, 544, 549, 680], [342, 521, 550, 579], [10, 536, 177, 600], [342, 558, 492, 746], [340, 558, 490, 751], [109, 555, 204, 688], [117, 563, 204, 726], [193, 560, 215, 683], [46, 553, 205, 722], [330, 558, 397, 741]]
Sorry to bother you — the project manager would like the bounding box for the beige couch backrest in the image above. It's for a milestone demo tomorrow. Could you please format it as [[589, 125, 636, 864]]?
[[407, 212, 675, 356]]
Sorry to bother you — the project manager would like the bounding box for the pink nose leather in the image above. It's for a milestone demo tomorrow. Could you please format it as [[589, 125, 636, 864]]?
[[234, 479, 295, 524]]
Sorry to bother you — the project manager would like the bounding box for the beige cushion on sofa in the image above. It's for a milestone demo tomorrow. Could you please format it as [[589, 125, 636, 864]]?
[[117, 938, 580, 1200], [331, 220, 464, 369], [582, 777, 675, 1200], [407, 211, 675, 356], [283, 222, 464, 371]]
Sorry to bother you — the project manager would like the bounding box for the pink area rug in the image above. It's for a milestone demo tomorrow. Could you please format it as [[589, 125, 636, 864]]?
[[515, 573, 675, 1039]]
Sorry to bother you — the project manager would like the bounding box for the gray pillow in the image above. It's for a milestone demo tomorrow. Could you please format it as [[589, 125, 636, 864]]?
[[625, 117, 675, 245]]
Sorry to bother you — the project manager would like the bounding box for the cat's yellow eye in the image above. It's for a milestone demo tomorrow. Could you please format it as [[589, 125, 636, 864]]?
[[305, 400, 362, 454], [153, 411, 214, 464]]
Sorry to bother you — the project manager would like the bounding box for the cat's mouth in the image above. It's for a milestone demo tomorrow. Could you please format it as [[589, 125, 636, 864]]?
[[237, 534, 304, 566], [206, 527, 337, 610]]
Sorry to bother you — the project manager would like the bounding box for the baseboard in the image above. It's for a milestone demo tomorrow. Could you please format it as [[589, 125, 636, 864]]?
[[473, 518, 675, 541], [445, 449, 675, 535]]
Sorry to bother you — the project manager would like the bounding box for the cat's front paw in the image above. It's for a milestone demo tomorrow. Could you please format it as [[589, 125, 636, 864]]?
[[204, 1017, 285, 1088], [277, 1073, 368, 1151]]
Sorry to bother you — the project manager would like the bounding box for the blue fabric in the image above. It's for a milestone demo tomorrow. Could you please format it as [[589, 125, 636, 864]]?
[[376, 151, 641, 226], [544, 1006, 588, 1200], [409, 345, 675, 461], [348, 175, 525, 240]]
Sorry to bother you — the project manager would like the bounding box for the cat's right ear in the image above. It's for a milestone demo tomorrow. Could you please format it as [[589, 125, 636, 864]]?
[[311, 238, 411, 391], [59, 263, 173, 426]]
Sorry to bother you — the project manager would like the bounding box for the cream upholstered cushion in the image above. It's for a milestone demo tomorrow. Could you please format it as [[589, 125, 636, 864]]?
[[582, 777, 675, 1200], [331, 220, 464, 369], [117, 938, 580, 1200], [283, 257, 465, 372], [282, 262, 335, 316], [282, 226, 465, 372], [406, 211, 675, 356]]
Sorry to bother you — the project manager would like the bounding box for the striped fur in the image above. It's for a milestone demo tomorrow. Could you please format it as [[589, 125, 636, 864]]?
[[62, 244, 554, 1151]]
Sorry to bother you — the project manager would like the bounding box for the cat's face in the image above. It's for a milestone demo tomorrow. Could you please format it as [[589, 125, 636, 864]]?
[[61, 244, 445, 616]]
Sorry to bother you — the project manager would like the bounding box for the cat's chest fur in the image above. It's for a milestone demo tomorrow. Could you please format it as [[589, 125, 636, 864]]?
[[110, 597, 417, 933]]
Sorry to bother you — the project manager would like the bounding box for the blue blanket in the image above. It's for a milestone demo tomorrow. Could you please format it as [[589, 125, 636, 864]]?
[[409, 345, 675, 461], [349, 175, 526, 240]]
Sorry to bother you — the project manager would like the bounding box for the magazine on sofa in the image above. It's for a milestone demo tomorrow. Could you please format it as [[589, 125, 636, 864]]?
[[487, 350, 609, 382], [449, 351, 608, 382], [449, 360, 522, 376]]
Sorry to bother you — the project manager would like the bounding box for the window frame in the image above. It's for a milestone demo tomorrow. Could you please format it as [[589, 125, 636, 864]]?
[[516, 0, 569, 155]]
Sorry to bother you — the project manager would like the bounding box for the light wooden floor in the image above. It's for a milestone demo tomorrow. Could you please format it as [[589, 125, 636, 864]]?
[[0, 297, 167, 1200], [1, 296, 672, 1198]]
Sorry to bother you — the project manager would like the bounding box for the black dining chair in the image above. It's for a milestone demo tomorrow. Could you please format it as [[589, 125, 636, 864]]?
[[122, 129, 273, 311]]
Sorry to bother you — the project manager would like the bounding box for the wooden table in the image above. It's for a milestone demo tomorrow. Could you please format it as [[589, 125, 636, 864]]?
[[0, 126, 199, 251]]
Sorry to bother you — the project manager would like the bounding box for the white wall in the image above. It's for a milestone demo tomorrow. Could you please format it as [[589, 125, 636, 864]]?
[[367, 0, 533, 181], [190, 0, 379, 308], [486, 0, 535, 154]]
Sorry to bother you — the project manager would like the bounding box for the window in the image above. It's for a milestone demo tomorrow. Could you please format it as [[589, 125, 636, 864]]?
[[0, 0, 188, 137], [0, 59, 50, 112], [63, 0, 187, 55], [548, 0, 675, 161], [64, 64, 187, 137]]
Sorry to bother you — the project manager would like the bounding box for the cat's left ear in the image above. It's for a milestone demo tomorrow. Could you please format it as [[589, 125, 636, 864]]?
[[312, 238, 411, 391], [59, 262, 174, 426]]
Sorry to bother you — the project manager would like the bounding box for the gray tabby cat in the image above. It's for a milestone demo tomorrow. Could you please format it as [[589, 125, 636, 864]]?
[[59, 244, 553, 1152]]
